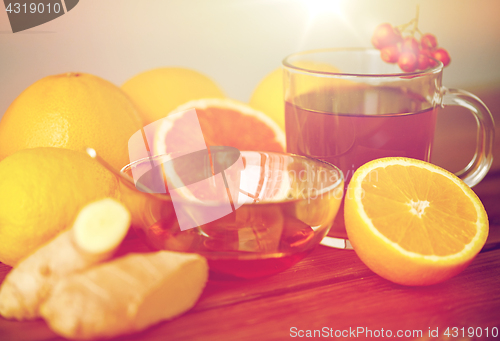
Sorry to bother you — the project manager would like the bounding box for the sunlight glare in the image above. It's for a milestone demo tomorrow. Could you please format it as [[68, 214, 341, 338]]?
[[304, 0, 344, 18]]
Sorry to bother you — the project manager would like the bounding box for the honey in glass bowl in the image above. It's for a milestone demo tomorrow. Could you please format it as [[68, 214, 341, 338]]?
[[119, 150, 344, 279]]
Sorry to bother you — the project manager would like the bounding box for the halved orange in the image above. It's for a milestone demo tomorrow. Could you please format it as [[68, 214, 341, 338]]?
[[344, 157, 489, 286], [154, 98, 285, 156]]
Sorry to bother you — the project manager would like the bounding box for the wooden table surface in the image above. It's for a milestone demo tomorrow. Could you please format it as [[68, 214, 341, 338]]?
[[1, 87, 499, 341]]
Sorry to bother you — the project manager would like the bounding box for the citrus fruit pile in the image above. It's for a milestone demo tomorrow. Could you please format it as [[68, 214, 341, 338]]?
[[0, 67, 286, 266], [344, 157, 488, 286]]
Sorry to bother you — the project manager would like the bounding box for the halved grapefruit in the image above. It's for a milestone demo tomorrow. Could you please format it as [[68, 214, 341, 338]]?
[[154, 98, 285, 156]]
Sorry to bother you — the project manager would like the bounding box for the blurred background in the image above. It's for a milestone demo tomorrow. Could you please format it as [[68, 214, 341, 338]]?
[[1, 0, 499, 172]]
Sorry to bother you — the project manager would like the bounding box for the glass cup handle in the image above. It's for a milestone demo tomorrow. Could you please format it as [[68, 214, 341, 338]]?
[[441, 87, 496, 187]]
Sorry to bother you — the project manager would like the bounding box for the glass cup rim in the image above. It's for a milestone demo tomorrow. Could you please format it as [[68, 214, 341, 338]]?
[[282, 47, 444, 78], [120, 150, 345, 204]]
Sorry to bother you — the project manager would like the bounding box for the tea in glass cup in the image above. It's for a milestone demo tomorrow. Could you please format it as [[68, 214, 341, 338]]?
[[283, 48, 495, 243]]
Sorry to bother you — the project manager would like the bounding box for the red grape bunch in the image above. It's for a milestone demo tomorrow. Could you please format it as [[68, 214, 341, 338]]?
[[371, 7, 450, 72]]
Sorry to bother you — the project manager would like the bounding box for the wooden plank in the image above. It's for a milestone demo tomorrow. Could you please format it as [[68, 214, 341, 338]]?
[[1, 245, 499, 341], [193, 221, 500, 313], [1, 220, 497, 320], [106, 248, 500, 341], [1, 219, 497, 294]]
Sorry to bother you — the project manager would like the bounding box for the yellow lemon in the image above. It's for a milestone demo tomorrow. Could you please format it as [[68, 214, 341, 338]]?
[[121, 68, 225, 125], [0, 148, 120, 266], [0, 72, 142, 171], [249, 68, 285, 131]]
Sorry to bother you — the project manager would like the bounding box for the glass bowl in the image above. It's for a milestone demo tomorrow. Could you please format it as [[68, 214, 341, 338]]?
[[90, 149, 344, 278]]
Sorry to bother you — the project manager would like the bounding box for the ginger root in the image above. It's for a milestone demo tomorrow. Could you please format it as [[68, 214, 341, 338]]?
[[0, 198, 130, 320], [40, 251, 208, 340]]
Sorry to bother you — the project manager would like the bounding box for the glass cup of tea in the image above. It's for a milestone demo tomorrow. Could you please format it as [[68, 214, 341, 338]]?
[[283, 48, 495, 246]]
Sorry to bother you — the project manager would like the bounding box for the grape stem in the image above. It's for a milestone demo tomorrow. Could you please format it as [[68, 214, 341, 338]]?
[[396, 20, 414, 32], [412, 5, 419, 35], [396, 5, 421, 38]]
